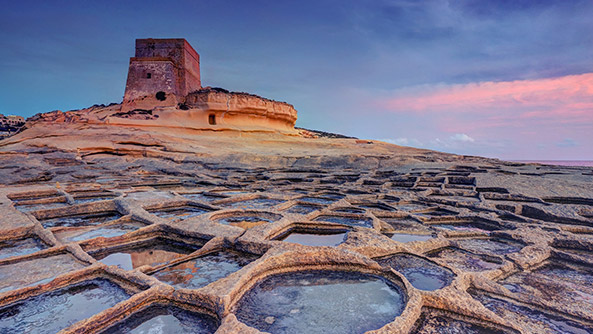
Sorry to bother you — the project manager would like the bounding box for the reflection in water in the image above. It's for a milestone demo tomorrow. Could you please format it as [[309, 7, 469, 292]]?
[[376, 254, 454, 291], [101, 304, 218, 334], [15, 202, 68, 212], [181, 193, 227, 202], [73, 195, 115, 205], [92, 238, 200, 270], [234, 270, 407, 334], [225, 198, 284, 210], [58, 222, 145, 242], [279, 231, 347, 247], [284, 204, 321, 215], [41, 213, 122, 228], [298, 197, 336, 205], [0, 279, 130, 334], [394, 203, 430, 212], [152, 250, 258, 289], [313, 215, 373, 228], [0, 237, 47, 260], [333, 207, 365, 214]]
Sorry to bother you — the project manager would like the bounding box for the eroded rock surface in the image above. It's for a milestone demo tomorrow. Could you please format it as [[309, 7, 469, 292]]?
[[0, 115, 593, 333]]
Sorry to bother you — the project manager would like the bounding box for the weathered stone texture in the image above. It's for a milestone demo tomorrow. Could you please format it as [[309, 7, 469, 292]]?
[[123, 39, 201, 110]]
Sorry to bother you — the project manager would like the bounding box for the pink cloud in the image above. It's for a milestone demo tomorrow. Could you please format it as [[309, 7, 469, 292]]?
[[382, 73, 593, 122], [375, 73, 593, 160]]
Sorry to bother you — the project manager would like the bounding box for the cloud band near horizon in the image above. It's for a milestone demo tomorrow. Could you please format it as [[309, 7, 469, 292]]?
[[375, 73, 593, 159]]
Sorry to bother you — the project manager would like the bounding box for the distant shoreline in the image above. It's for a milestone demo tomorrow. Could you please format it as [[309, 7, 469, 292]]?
[[512, 160, 593, 167]]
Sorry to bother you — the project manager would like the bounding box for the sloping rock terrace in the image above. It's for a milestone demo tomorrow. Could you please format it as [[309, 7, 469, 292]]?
[[0, 156, 592, 333]]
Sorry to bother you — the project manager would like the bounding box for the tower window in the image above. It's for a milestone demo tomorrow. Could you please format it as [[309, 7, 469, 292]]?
[[208, 114, 216, 125], [155, 91, 167, 101], [146, 73, 151, 79]]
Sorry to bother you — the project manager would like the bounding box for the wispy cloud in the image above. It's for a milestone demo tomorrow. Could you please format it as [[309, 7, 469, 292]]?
[[378, 73, 593, 134], [556, 138, 578, 148], [382, 73, 593, 116], [371, 73, 593, 159], [379, 137, 423, 147], [449, 133, 474, 142]]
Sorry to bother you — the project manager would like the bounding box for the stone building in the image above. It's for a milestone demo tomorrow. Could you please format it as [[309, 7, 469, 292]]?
[[119, 38, 297, 132], [122, 38, 201, 111]]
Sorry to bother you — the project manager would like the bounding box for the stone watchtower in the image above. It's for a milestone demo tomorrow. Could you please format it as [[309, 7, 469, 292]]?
[[122, 38, 201, 111]]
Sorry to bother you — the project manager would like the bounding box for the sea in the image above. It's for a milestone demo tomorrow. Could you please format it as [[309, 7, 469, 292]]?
[[513, 160, 593, 167]]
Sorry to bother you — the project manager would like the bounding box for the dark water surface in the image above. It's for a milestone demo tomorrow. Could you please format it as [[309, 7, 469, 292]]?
[[152, 250, 258, 289], [101, 305, 218, 334], [377, 253, 455, 291], [234, 270, 406, 334], [0, 279, 130, 334]]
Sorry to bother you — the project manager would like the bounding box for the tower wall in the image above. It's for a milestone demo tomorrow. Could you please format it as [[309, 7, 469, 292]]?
[[124, 59, 177, 101], [122, 39, 200, 110]]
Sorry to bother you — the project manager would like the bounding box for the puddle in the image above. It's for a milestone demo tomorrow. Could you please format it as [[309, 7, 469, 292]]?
[[41, 212, 122, 229], [217, 190, 250, 195], [427, 247, 503, 272], [152, 250, 258, 289], [0, 237, 48, 260], [430, 218, 503, 233], [101, 304, 218, 334], [431, 223, 492, 233], [313, 215, 373, 228], [223, 198, 284, 210], [412, 312, 510, 334], [394, 203, 430, 212], [376, 254, 454, 291], [455, 238, 523, 255], [318, 193, 346, 200], [387, 233, 435, 243], [73, 195, 115, 205], [0, 279, 131, 334], [297, 197, 337, 205], [284, 204, 321, 215], [0, 254, 86, 293], [55, 222, 146, 242], [91, 238, 201, 270], [333, 207, 366, 214], [355, 203, 396, 211], [471, 290, 593, 334], [278, 230, 348, 247], [16, 202, 68, 212], [149, 206, 211, 223], [499, 261, 593, 315], [181, 193, 228, 202], [233, 270, 407, 334]]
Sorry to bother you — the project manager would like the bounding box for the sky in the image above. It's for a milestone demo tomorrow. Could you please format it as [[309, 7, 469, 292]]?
[[1, 0, 592, 160]]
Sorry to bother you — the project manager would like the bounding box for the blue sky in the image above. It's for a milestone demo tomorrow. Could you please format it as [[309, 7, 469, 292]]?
[[1, 0, 592, 160]]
